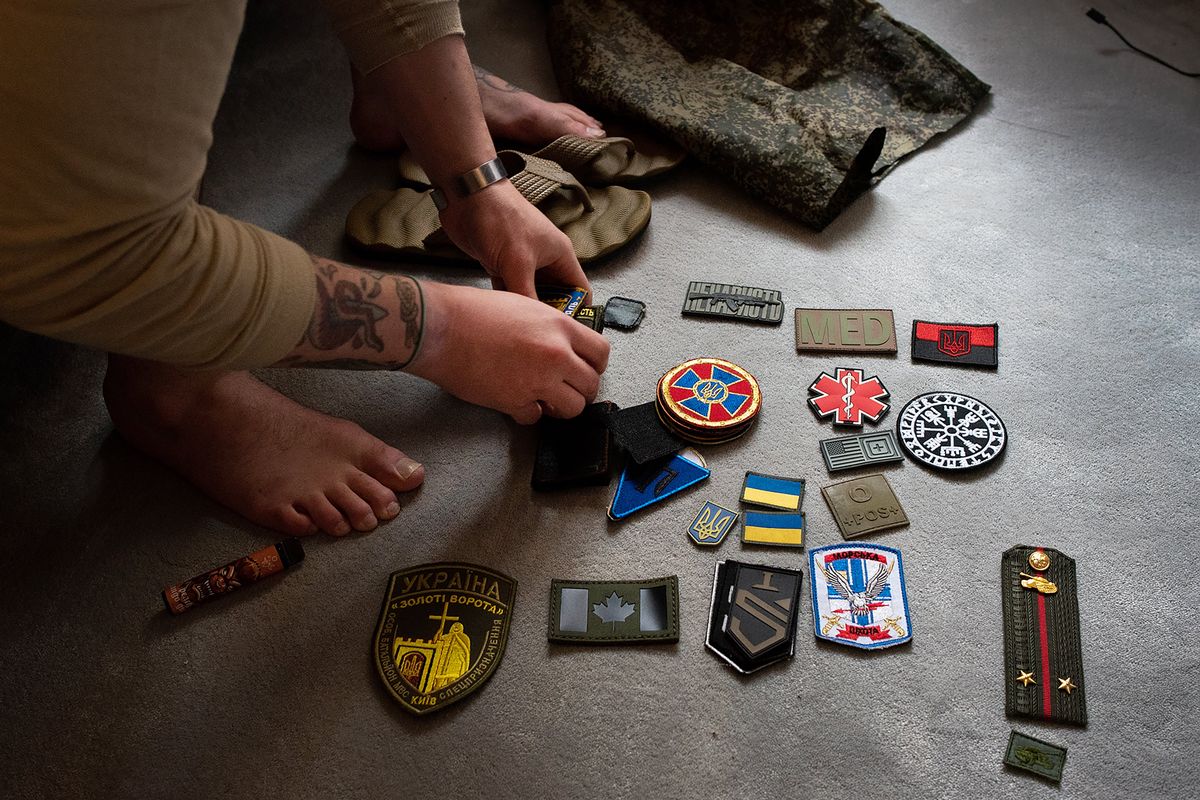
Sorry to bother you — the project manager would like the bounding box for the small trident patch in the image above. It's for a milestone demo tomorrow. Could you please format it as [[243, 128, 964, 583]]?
[[688, 501, 738, 546]]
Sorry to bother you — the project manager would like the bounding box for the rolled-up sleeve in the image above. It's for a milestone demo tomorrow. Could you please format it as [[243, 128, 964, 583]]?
[[0, 0, 316, 370], [322, 0, 464, 74]]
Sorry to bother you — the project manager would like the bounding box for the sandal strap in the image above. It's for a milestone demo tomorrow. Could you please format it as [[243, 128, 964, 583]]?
[[501, 151, 594, 212], [401, 148, 599, 212], [534, 135, 634, 177], [418, 152, 594, 250]]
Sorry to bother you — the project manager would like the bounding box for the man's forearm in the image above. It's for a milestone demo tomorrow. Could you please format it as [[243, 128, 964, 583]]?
[[275, 257, 423, 370], [361, 33, 497, 192]]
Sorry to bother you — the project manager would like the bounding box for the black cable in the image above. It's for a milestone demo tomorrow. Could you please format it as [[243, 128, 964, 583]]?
[[1086, 8, 1199, 78]]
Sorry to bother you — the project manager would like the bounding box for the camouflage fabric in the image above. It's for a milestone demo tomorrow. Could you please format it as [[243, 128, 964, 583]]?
[[547, 0, 990, 230]]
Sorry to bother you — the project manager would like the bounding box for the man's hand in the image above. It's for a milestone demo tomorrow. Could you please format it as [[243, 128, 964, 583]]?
[[345, 34, 590, 301], [275, 257, 606, 423], [408, 280, 609, 423], [438, 180, 590, 300]]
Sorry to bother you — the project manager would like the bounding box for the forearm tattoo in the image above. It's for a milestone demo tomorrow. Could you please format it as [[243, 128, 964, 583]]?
[[473, 65, 526, 95], [306, 259, 387, 352], [397, 279, 421, 350], [281, 257, 422, 370]]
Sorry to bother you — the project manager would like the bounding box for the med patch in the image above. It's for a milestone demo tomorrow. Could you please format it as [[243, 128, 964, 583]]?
[[794, 308, 897, 352], [682, 281, 784, 325], [741, 471, 805, 510], [911, 320, 998, 368], [808, 367, 890, 426], [548, 576, 679, 644], [688, 501, 738, 546], [820, 430, 904, 471], [810, 543, 911, 650], [706, 560, 803, 674], [373, 562, 515, 716], [820, 474, 909, 539], [896, 391, 1006, 471]]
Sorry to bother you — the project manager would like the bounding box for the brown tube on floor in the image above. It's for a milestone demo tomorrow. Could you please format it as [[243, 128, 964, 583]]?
[[162, 538, 305, 615]]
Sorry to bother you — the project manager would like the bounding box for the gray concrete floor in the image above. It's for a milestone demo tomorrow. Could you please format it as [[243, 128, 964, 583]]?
[[2, 0, 1198, 797]]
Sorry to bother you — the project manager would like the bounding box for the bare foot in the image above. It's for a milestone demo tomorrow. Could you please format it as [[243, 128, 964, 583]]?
[[350, 63, 605, 152], [468, 65, 604, 144], [103, 357, 424, 536]]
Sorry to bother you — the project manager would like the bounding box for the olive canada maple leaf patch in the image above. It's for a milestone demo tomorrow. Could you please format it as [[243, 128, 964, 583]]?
[[592, 592, 636, 627]]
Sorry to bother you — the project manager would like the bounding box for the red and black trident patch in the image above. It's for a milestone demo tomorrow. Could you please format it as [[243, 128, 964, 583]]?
[[911, 320, 998, 368]]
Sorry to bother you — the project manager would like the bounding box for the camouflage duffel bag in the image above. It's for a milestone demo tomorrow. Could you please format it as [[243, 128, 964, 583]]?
[[547, 0, 989, 230]]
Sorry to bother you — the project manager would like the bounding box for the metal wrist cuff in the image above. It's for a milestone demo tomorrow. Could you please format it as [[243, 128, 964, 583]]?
[[431, 156, 509, 211]]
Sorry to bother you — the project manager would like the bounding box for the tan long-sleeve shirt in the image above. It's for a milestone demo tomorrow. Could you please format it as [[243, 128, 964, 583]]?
[[0, 0, 461, 369]]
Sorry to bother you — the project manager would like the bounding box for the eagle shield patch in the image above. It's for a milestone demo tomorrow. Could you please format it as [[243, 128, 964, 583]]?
[[373, 562, 515, 716], [809, 543, 911, 650]]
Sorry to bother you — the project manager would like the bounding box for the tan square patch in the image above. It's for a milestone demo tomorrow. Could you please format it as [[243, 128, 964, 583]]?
[[821, 473, 909, 539]]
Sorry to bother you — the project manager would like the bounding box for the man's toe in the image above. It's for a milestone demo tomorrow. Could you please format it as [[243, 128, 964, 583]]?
[[299, 494, 352, 536], [328, 484, 379, 532], [348, 471, 400, 521], [560, 103, 602, 129], [366, 446, 425, 493], [274, 505, 319, 536]]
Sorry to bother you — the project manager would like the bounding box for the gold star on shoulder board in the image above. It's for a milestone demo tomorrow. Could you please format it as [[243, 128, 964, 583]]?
[[1058, 677, 1077, 694], [1016, 670, 1036, 687]]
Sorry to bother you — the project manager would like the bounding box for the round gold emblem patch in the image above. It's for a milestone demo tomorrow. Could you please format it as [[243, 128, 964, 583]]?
[[1028, 549, 1051, 572]]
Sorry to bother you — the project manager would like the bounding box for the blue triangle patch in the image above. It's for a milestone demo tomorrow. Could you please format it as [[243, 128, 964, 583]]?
[[609, 449, 710, 520]]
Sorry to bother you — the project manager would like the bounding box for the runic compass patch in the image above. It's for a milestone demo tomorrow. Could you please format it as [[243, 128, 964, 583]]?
[[373, 562, 516, 716], [896, 391, 1007, 471], [808, 368, 890, 426], [809, 543, 911, 650]]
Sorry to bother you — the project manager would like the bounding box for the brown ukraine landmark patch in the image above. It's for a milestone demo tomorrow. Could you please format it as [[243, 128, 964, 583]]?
[[373, 562, 516, 716]]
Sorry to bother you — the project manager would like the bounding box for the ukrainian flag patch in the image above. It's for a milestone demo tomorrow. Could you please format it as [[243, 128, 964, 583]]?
[[741, 472, 805, 511], [742, 510, 805, 547]]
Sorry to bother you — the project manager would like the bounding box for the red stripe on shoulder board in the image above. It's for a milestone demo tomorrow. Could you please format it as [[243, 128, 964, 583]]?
[[914, 322, 996, 347]]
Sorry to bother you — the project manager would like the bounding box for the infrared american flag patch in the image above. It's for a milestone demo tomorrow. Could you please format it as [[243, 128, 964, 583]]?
[[820, 430, 905, 471]]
